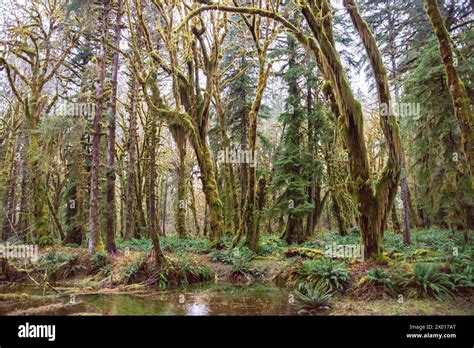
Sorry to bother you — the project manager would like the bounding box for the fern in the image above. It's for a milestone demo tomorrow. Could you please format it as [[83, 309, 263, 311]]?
[[402, 263, 455, 300]]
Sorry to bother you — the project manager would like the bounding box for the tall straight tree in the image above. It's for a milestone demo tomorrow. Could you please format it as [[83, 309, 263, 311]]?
[[124, 77, 138, 240], [105, 0, 125, 253], [89, 0, 110, 252], [271, 34, 311, 244]]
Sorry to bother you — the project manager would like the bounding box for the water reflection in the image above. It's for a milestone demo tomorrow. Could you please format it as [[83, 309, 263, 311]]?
[[186, 302, 209, 315], [80, 284, 297, 316]]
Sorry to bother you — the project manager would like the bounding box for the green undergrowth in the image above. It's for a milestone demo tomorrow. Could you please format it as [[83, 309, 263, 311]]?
[[5, 228, 471, 304], [115, 254, 214, 289]]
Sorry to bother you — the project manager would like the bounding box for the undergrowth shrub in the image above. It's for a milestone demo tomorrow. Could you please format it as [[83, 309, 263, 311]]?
[[258, 236, 287, 256], [117, 238, 152, 252], [210, 247, 256, 264], [39, 252, 87, 281], [292, 282, 332, 315], [448, 248, 474, 290], [279, 259, 351, 293], [118, 255, 214, 289], [363, 268, 398, 297], [401, 263, 455, 300], [157, 257, 214, 289], [161, 236, 210, 254], [91, 252, 110, 274]]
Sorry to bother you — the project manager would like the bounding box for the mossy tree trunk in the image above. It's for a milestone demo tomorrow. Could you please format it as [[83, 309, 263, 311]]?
[[189, 175, 200, 235], [232, 11, 276, 251], [0, 0, 78, 246], [390, 204, 401, 234], [233, 60, 272, 250], [124, 78, 138, 240], [161, 178, 168, 237], [63, 115, 86, 246], [132, 1, 226, 248], [214, 86, 239, 235], [1, 134, 20, 241], [305, 77, 316, 237], [400, 150, 411, 244], [17, 131, 30, 241], [88, 0, 110, 253], [184, 1, 400, 258], [425, 0, 474, 177], [105, 0, 124, 254], [148, 108, 165, 268], [27, 108, 50, 245], [170, 124, 188, 239], [342, 0, 402, 259]]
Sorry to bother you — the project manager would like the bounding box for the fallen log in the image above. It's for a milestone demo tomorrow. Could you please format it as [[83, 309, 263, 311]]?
[[9, 301, 86, 316], [284, 247, 325, 259], [0, 293, 65, 314]]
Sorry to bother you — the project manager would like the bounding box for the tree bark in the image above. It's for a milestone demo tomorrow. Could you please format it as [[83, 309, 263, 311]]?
[[189, 175, 200, 235], [125, 78, 138, 240], [1, 136, 20, 241], [390, 204, 401, 234], [233, 60, 272, 250], [343, 0, 402, 259], [425, 0, 474, 176], [105, 0, 124, 254], [306, 76, 316, 237], [148, 108, 165, 268], [88, 0, 110, 253], [17, 131, 30, 242], [170, 125, 188, 238], [161, 178, 168, 237]]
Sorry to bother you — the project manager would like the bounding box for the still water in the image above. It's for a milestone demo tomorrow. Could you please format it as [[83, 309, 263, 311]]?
[[81, 283, 297, 315], [2, 283, 298, 315]]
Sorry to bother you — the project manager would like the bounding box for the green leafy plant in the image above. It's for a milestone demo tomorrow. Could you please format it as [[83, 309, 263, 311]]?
[[210, 250, 234, 264], [401, 263, 455, 300], [210, 247, 256, 264], [123, 256, 150, 284], [298, 259, 350, 293], [161, 236, 210, 254], [258, 236, 287, 256], [365, 268, 398, 297], [91, 252, 109, 273], [292, 283, 333, 315], [449, 249, 474, 289], [160, 257, 214, 288], [117, 238, 152, 252], [282, 259, 351, 294], [39, 252, 87, 280]]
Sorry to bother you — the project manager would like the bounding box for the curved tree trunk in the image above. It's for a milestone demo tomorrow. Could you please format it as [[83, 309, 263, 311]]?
[[343, 0, 402, 259], [425, 0, 474, 176]]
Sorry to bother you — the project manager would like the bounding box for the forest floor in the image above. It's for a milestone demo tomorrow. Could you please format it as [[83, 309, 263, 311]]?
[[1, 228, 473, 315]]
